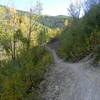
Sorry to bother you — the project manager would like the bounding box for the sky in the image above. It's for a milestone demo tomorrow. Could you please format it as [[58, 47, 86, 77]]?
[[0, 0, 82, 16]]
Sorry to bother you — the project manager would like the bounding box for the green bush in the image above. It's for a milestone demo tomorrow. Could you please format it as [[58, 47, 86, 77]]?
[[94, 44, 100, 63], [58, 4, 100, 62], [0, 47, 53, 100]]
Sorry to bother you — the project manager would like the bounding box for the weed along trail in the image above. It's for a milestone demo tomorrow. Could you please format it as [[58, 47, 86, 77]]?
[[42, 43, 100, 100]]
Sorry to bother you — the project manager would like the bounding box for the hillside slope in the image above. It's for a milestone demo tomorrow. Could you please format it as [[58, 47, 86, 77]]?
[[38, 15, 70, 28], [0, 5, 70, 29]]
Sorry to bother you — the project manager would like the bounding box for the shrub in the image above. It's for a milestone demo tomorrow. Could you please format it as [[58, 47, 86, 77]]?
[[58, 4, 100, 62], [94, 44, 100, 63], [0, 47, 53, 100]]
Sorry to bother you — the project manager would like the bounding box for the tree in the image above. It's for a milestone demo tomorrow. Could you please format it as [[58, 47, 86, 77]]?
[[0, 6, 23, 61], [67, 0, 100, 18], [8, 8, 18, 61], [32, 0, 43, 15], [82, 0, 100, 14], [67, 0, 82, 19], [68, 4, 81, 19], [26, 0, 43, 48], [27, 9, 40, 49]]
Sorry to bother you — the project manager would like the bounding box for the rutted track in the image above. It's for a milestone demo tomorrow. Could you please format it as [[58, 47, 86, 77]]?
[[42, 45, 100, 100]]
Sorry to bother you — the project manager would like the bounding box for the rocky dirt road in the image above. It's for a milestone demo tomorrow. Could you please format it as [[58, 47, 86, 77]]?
[[42, 44, 100, 100]]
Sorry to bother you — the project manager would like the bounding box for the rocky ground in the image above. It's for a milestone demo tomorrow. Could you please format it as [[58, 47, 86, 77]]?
[[41, 42, 100, 100]]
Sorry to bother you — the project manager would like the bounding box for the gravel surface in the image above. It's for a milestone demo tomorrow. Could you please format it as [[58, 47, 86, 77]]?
[[42, 45, 100, 100]]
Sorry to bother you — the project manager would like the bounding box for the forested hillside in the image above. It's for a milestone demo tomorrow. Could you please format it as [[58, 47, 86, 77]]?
[[38, 15, 70, 28], [0, 5, 69, 29]]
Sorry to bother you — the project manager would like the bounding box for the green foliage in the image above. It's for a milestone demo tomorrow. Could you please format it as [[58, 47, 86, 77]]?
[[58, 4, 100, 62], [0, 5, 70, 29], [0, 5, 54, 100], [94, 44, 100, 64], [38, 15, 70, 28], [0, 47, 53, 100]]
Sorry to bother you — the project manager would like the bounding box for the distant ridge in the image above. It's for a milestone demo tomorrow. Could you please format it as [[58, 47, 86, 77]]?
[[0, 5, 70, 28]]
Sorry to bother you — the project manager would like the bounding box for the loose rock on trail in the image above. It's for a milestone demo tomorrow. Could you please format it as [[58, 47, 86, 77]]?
[[42, 42, 100, 100]]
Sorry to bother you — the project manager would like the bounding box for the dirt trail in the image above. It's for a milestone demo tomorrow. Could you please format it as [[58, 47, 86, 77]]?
[[42, 44, 100, 100]]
